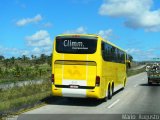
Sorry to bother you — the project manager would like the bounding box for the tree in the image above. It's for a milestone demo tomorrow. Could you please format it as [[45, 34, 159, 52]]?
[[47, 54, 52, 66], [11, 56, 15, 65], [17, 57, 22, 60], [31, 55, 34, 60], [40, 54, 46, 63], [31, 55, 36, 60], [22, 55, 30, 63], [0, 55, 5, 60], [22, 55, 26, 61], [4, 59, 9, 69]]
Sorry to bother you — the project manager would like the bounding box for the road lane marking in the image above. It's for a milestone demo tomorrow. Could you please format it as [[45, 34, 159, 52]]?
[[134, 84, 138, 87], [107, 99, 120, 109]]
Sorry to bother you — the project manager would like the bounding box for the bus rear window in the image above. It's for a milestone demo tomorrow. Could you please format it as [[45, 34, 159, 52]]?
[[56, 37, 97, 54]]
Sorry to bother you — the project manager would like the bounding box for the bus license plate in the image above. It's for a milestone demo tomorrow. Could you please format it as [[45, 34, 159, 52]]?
[[70, 85, 79, 89]]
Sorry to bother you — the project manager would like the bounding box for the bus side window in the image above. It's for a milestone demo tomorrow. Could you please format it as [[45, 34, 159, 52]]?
[[101, 41, 106, 61], [101, 42, 105, 51], [111, 46, 116, 62]]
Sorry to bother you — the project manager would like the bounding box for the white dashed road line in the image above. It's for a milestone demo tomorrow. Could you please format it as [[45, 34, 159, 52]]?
[[142, 78, 145, 81], [107, 99, 120, 109], [134, 84, 138, 87]]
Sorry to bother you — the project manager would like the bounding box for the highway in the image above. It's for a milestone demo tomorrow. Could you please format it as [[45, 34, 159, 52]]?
[[16, 72, 160, 120]]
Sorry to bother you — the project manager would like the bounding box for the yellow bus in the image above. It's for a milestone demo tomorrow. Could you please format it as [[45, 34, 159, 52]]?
[[51, 34, 127, 101]]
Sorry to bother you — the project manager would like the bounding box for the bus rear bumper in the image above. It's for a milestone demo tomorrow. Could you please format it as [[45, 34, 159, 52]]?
[[148, 77, 160, 84], [52, 85, 101, 99], [62, 88, 86, 98]]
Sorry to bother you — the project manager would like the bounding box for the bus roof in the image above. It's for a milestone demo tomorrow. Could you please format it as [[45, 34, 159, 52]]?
[[56, 34, 126, 53], [56, 34, 99, 40], [57, 34, 98, 37]]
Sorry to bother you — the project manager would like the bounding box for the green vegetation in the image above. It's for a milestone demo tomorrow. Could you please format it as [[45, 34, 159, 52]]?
[[127, 66, 145, 77], [0, 54, 52, 118], [0, 54, 52, 83]]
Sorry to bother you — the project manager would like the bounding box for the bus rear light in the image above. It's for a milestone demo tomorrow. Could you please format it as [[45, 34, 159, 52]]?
[[96, 76, 100, 86], [72, 35, 80, 38], [51, 74, 54, 83]]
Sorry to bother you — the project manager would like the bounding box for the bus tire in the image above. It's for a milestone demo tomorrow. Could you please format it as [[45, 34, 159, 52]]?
[[122, 79, 126, 89], [111, 83, 114, 96], [108, 85, 112, 99], [102, 96, 107, 102], [148, 80, 152, 85], [148, 82, 152, 85], [148, 78, 152, 85], [102, 87, 108, 102]]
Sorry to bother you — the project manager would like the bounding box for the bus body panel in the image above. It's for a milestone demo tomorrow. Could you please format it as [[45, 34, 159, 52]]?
[[54, 61, 97, 87], [101, 61, 126, 92]]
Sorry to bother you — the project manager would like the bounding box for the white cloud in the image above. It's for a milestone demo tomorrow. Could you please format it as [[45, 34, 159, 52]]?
[[0, 47, 30, 57], [32, 47, 42, 56], [32, 47, 52, 56], [99, 0, 152, 17], [98, 29, 113, 39], [99, 0, 160, 32], [43, 22, 53, 28], [32, 47, 41, 53], [0, 46, 52, 58], [126, 48, 159, 61], [26, 30, 52, 47], [64, 26, 87, 34], [64, 27, 113, 40], [16, 14, 42, 26], [20, 50, 30, 56]]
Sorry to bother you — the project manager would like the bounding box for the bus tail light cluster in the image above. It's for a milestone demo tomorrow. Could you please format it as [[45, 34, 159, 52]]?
[[72, 35, 80, 38], [51, 74, 54, 83], [96, 76, 100, 86]]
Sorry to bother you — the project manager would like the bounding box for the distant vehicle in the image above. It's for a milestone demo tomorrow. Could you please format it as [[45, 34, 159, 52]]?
[[51, 34, 129, 101], [126, 54, 133, 69], [146, 62, 160, 85]]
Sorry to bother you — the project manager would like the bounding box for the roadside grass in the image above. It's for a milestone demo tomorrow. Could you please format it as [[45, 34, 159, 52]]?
[[0, 73, 51, 84], [0, 80, 52, 116], [127, 66, 145, 77], [0, 77, 45, 84]]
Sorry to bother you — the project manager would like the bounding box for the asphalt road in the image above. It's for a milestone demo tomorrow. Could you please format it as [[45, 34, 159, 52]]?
[[11, 72, 160, 120]]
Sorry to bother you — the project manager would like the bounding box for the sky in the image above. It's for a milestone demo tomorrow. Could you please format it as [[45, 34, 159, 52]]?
[[0, 0, 160, 61]]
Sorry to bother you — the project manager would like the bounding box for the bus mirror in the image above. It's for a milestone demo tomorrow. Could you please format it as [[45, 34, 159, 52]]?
[[126, 62, 131, 69]]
